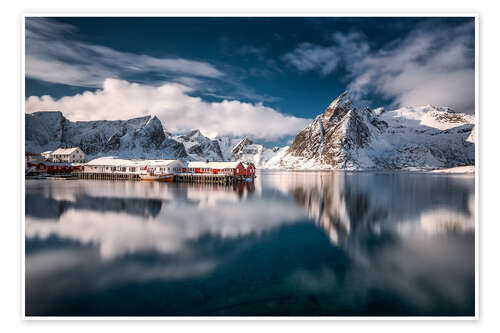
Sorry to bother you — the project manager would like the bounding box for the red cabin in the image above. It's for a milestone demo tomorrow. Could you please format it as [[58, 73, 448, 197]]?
[[27, 161, 76, 174], [187, 161, 246, 176], [243, 162, 256, 177]]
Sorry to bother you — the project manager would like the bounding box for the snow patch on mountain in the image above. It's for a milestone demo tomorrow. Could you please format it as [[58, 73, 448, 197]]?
[[175, 129, 225, 161], [25, 111, 188, 160], [25, 91, 475, 171], [275, 92, 475, 170]]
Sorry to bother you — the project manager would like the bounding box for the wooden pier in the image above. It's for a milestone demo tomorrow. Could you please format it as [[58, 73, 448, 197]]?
[[74, 172, 253, 184], [74, 172, 141, 181], [175, 173, 251, 185]]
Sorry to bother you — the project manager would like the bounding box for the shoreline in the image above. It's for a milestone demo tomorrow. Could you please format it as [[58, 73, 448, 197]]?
[[258, 165, 475, 174]]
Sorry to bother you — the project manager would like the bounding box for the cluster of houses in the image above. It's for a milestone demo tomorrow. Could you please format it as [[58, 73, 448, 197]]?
[[25, 146, 256, 179], [84, 157, 256, 178], [25, 147, 87, 175]]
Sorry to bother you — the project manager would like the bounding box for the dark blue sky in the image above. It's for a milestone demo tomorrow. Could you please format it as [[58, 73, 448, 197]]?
[[25, 16, 475, 143]]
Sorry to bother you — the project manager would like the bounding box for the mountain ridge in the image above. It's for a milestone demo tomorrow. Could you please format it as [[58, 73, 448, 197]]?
[[273, 92, 475, 170], [25, 92, 475, 170]]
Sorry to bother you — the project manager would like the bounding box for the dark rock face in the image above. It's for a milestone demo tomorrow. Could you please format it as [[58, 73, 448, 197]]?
[[288, 116, 324, 159], [178, 129, 224, 161], [322, 91, 353, 123], [25, 111, 66, 147], [188, 144, 204, 156], [232, 137, 254, 156], [286, 92, 475, 170], [103, 132, 122, 152], [120, 116, 166, 152], [161, 138, 188, 158], [25, 112, 188, 159], [288, 92, 373, 168]]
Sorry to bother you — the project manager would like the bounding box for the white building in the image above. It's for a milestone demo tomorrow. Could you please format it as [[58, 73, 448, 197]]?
[[84, 157, 185, 174], [51, 147, 86, 163]]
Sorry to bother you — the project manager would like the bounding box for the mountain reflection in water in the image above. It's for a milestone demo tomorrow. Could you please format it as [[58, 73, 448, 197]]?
[[25, 171, 475, 316]]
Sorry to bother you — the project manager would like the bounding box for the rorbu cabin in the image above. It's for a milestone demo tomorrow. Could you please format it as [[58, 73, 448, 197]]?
[[243, 162, 256, 177], [187, 161, 246, 176], [30, 161, 72, 174]]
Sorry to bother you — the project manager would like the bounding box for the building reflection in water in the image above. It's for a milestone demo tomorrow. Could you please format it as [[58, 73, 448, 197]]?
[[24, 172, 475, 316], [26, 172, 474, 256]]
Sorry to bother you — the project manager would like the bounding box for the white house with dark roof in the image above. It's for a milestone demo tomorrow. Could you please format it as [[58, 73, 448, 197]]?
[[51, 147, 86, 163]]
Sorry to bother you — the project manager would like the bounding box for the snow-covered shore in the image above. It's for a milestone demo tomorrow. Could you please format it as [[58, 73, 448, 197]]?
[[429, 165, 475, 174]]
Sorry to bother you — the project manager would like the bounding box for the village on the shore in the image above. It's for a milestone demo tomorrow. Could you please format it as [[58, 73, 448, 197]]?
[[25, 146, 256, 184]]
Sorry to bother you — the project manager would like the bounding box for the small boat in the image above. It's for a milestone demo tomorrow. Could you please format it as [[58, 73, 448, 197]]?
[[139, 172, 174, 182]]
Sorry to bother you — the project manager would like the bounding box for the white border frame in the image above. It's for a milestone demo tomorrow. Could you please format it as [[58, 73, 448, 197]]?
[[20, 12, 479, 321]]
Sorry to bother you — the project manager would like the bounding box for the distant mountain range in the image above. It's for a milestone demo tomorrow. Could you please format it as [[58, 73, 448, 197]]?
[[25, 92, 475, 170]]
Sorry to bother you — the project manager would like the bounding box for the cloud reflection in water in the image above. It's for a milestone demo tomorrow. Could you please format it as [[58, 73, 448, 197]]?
[[25, 171, 475, 316]]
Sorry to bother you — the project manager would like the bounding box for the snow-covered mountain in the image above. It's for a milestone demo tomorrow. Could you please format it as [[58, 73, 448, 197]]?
[[25, 111, 187, 159], [25, 111, 261, 163], [214, 135, 287, 167], [266, 92, 475, 170], [26, 92, 475, 171], [174, 129, 225, 161]]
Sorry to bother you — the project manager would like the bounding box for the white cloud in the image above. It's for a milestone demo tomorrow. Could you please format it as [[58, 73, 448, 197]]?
[[283, 23, 475, 113], [282, 43, 340, 75], [26, 179, 308, 260], [282, 32, 368, 76], [26, 78, 311, 140], [26, 18, 223, 88]]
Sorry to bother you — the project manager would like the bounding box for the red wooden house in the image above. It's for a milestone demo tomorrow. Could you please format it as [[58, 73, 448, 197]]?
[[187, 161, 246, 176], [243, 162, 256, 177], [28, 161, 73, 174]]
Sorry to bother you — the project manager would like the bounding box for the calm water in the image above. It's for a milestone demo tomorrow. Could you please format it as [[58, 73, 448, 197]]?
[[25, 171, 475, 316]]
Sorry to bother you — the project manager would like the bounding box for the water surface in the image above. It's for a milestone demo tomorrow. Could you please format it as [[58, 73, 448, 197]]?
[[25, 171, 475, 316]]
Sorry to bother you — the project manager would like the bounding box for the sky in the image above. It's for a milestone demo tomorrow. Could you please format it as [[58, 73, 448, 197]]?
[[25, 17, 475, 145]]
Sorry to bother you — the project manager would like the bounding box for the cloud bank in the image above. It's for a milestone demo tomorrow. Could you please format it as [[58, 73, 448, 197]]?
[[283, 22, 475, 113], [26, 18, 222, 88], [26, 78, 311, 140]]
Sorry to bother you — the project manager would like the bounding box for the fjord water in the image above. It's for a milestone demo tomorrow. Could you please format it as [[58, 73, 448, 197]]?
[[25, 171, 475, 316]]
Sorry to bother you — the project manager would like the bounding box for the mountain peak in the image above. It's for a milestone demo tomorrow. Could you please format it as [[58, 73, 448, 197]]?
[[184, 129, 203, 139], [145, 115, 161, 126], [231, 137, 254, 156], [323, 91, 355, 121]]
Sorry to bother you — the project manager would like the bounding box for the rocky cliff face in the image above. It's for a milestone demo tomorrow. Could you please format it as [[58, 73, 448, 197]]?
[[25, 111, 187, 159], [277, 92, 474, 170], [26, 93, 475, 170], [175, 129, 225, 161]]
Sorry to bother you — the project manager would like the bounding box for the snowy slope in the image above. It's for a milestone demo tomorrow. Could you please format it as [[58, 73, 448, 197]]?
[[175, 130, 225, 161], [26, 93, 475, 171], [272, 92, 475, 170], [214, 135, 285, 167], [25, 111, 187, 160]]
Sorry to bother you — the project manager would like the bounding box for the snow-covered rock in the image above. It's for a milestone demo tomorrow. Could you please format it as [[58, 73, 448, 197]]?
[[175, 129, 224, 161], [26, 92, 475, 171], [25, 111, 187, 159], [213, 135, 285, 167], [274, 92, 475, 170]]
